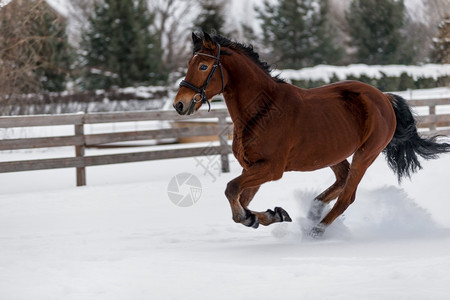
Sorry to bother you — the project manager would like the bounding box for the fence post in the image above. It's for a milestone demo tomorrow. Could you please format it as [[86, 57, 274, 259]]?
[[75, 113, 86, 186], [218, 114, 230, 173], [429, 105, 436, 132]]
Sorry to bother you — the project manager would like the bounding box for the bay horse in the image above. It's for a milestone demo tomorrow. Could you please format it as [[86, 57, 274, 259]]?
[[173, 32, 450, 238]]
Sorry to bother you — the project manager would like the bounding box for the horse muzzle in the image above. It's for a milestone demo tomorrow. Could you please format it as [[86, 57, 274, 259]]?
[[173, 98, 197, 115]]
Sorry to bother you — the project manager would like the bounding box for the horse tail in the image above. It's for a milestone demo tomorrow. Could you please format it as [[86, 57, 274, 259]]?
[[383, 93, 450, 182]]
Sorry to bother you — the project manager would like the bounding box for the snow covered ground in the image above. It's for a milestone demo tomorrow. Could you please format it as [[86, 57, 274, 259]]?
[[1, 148, 450, 299]]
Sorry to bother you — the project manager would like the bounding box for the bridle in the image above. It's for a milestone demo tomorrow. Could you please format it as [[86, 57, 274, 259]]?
[[179, 43, 225, 113]]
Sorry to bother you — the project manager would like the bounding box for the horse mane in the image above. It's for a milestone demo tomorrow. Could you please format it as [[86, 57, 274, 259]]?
[[194, 33, 285, 84]]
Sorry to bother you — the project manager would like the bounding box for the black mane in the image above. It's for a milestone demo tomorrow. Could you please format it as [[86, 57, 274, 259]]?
[[194, 34, 285, 84]]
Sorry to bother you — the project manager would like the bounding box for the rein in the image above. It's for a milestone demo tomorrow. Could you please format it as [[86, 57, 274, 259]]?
[[179, 43, 225, 112]]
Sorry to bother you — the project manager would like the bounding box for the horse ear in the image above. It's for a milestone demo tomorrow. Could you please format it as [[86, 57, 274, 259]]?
[[202, 31, 216, 50], [192, 32, 201, 44]]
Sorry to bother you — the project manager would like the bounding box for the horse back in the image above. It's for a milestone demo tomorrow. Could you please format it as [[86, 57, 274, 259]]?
[[283, 81, 396, 170]]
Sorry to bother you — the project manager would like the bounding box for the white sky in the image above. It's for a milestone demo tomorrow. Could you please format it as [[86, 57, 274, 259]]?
[[0, 0, 12, 8]]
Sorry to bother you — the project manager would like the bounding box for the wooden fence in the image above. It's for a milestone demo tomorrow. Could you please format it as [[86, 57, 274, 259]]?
[[409, 98, 450, 135], [0, 109, 232, 186], [0, 97, 449, 187]]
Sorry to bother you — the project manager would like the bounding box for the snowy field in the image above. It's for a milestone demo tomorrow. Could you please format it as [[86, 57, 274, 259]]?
[[1, 148, 450, 299]]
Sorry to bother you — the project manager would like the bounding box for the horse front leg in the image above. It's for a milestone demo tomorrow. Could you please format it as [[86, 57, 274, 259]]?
[[225, 162, 292, 228]]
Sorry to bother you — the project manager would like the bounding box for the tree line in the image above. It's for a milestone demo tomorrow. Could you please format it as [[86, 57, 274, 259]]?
[[0, 0, 449, 97]]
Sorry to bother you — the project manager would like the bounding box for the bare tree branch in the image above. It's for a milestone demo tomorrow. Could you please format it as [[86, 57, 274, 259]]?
[[149, 0, 197, 71], [0, 0, 69, 114]]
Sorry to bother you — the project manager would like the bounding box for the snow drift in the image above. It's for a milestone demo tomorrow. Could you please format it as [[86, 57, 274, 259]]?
[[1, 154, 450, 300]]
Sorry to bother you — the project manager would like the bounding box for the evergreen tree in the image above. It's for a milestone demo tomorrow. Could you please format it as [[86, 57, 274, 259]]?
[[256, 0, 343, 69], [193, 0, 227, 35], [34, 6, 74, 92], [82, 0, 165, 90], [432, 15, 450, 64], [241, 23, 258, 44], [346, 0, 415, 65]]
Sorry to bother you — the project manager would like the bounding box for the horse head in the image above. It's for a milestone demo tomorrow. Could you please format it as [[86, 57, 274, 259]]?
[[173, 32, 228, 115]]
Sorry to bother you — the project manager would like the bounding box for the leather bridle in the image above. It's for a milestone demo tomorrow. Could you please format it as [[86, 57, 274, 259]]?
[[179, 43, 225, 113]]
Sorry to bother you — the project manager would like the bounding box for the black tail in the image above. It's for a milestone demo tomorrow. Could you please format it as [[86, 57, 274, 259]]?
[[383, 93, 450, 182]]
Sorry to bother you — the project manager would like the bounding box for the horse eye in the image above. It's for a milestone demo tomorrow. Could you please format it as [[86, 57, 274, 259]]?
[[199, 64, 208, 71]]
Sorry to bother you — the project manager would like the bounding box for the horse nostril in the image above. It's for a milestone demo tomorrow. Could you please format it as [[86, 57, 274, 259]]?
[[175, 102, 184, 114]]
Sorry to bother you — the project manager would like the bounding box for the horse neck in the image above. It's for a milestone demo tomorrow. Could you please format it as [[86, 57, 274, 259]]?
[[222, 53, 280, 125]]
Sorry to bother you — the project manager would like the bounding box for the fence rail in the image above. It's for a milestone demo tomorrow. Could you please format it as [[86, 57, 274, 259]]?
[[409, 98, 450, 135], [0, 97, 449, 187], [0, 109, 232, 186]]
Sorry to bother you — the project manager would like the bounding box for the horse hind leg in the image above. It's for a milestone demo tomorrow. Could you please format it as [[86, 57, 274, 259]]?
[[307, 160, 350, 223], [310, 152, 379, 238]]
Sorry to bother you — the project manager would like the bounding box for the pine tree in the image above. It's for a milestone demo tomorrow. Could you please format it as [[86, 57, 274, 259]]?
[[346, 0, 415, 65], [193, 0, 227, 35], [34, 5, 74, 92], [256, 0, 343, 69], [82, 0, 165, 90], [432, 15, 450, 64]]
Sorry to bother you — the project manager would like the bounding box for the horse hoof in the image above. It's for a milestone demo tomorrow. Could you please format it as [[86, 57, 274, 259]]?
[[251, 218, 260, 229], [308, 224, 326, 239], [307, 199, 326, 223], [274, 207, 292, 222]]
